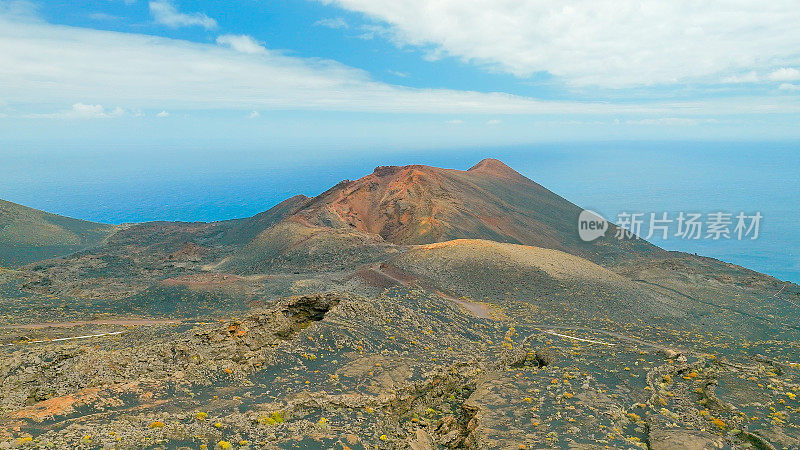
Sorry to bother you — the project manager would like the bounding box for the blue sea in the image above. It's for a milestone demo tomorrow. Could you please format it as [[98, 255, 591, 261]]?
[[2, 141, 798, 283]]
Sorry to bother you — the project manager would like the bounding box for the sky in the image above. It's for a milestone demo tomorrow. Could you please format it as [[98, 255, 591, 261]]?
[[1, 0, 800, 151]]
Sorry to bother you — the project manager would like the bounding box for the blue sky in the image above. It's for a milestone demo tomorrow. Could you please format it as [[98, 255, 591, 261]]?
[[1, 0, 800, 151]]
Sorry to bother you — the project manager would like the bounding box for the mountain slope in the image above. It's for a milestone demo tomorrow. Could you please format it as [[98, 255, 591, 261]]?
[[0, 199, 113, 266], [385, 238, 683, 322], [255, 158, 661, 265], [223, 220, 398, 273], [219, 194, 311, 246]]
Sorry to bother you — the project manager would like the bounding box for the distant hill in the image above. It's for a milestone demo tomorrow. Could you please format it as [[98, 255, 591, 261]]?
[[0, 199, 113, 266]]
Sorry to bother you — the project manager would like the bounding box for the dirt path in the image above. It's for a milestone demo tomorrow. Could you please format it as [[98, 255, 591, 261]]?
[[0, 319, 180, 330], [2, 331, 127, 347], [521, 324, 694, 356]]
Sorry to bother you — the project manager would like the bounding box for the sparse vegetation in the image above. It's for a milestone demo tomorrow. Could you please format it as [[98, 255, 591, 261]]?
[[1, 161, 798, 448]]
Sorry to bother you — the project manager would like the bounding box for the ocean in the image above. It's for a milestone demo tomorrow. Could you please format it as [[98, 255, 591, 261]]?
[[2, 141, 797, 283]]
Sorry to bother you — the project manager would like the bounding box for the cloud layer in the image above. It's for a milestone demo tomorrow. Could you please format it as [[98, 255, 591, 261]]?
[[0, 11, 797, 119], [323, 0, 800, 88], [0, 16, 681, 116]]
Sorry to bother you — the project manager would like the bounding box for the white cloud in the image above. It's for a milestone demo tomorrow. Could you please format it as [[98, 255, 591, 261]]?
[[779, 83, 800, 91], [486, 119, 502, 125], [445, 119, 463, 124], [314, 17, 348, 29], [722, 72, 760, 84], [149, 0, 216, 29], [216, 34, 267, 54], [767, 68, 800, 82], [2, 13, 799, 117], [156, 110, 170, 117], [248, 110, 260, 119], [322, 0, 800, 88], [356, 23, 392, 41], [25, 103, 126, 119], [387, 70, 409, 78]]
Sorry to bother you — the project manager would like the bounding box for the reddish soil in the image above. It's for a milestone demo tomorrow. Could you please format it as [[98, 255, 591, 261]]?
[[13, 387, 102, 421]]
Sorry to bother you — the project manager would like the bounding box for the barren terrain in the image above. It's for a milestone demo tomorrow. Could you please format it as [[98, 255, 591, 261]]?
[[1, 160, 798, 449]]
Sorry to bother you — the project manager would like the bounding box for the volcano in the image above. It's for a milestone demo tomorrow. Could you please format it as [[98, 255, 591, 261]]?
[[222, 158, 660, 274], [1, 159, 799, 449]]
